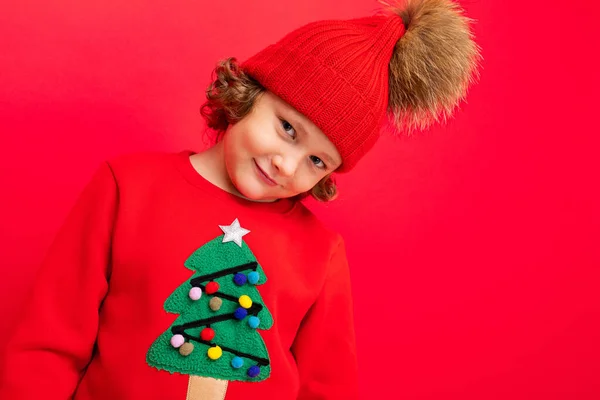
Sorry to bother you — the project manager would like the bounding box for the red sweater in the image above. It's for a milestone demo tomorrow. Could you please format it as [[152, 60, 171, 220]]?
[[1, 151, 358, 399]]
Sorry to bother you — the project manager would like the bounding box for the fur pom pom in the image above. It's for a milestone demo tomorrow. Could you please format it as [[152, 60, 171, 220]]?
[[380, 0, 482, 133]]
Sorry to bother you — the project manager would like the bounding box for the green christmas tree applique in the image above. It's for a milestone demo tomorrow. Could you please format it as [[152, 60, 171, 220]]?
[[147, 219, 273, 381]]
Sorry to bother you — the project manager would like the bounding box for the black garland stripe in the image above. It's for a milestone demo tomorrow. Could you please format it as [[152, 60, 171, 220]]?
[[190, 261, 258, 286], [171, 260, 270, 367], [172, 303, 263, 331], [196, 283, 243, 304], [178, 331, 269, 366]]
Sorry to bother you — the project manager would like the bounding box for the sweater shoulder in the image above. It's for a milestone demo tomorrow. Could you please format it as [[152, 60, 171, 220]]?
[[290, 202, 344, 250], [104, 150, 181, 178]]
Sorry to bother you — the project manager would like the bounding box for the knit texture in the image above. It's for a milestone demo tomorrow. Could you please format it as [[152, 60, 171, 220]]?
[[242, 15, 406, 172]]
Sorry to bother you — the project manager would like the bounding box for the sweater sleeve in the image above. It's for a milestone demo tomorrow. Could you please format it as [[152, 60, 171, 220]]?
[[291, 238, 359, 400], [0, 162, 117, 399]]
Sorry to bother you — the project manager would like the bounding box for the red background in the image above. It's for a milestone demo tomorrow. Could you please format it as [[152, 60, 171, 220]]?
[[1, 0, 598, 398]]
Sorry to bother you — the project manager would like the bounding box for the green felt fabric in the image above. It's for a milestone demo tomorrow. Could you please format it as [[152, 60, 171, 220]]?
[[146, 235, 273, 382]]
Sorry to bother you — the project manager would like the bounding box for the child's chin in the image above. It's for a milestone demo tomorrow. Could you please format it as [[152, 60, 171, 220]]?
[[235, 183, 275, 202]]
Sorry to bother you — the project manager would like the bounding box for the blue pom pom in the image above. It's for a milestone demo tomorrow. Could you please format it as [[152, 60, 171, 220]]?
[[247, 271, 260, 285], [231, 357, 244, 369], [234, 307, 248, 320], [233, 273, 247, 286], [248, 316, 260, 329], [247, 365, 261, 378]]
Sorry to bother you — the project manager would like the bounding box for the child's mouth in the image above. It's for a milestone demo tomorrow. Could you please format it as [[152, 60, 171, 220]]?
[[254, 159, 278, 186]]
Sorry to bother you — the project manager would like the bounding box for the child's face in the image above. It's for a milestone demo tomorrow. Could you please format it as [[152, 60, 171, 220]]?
[[223, 91, 342, 202]]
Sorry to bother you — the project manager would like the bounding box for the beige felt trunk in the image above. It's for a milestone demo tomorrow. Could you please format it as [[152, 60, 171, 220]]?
[[186, 376, 228, 400]]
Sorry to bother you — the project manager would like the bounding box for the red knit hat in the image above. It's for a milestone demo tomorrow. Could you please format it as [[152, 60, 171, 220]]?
[[243, 15, 405, 172], [242, 0, 481, 172]]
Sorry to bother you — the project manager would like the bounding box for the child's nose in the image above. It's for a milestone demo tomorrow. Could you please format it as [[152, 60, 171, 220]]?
[[272, 154, 298, 177]]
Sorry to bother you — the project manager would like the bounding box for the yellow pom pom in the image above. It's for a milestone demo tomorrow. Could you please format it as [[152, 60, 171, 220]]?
[[239, 295, 252, 309], [207, 345, 222, 360]]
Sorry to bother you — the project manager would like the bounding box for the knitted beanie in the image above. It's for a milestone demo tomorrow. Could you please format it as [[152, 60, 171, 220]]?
[[242, 0, 481, 172]]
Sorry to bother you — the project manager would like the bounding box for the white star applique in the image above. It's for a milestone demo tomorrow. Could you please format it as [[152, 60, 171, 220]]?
[[219, 218, 250, 247]]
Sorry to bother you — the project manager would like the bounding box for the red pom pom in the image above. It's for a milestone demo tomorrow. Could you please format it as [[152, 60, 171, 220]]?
[[200, 328, 215, 341], [205, 282, 219, 295]]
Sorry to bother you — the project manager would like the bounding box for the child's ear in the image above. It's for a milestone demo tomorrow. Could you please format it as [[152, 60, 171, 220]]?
[[310, 174, 338, 202]]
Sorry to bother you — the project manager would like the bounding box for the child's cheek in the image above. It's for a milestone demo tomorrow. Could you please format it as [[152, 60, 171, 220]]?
[[288, 173, 312, 196]]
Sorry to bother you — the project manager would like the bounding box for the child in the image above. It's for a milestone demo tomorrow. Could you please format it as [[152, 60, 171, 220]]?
[[0, 0, 480, 399]]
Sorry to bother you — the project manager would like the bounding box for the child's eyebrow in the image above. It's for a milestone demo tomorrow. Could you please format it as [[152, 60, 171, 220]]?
[[283, 112, 340, 167], [321, 152, 336, 167], [297, 122, 339, 167]]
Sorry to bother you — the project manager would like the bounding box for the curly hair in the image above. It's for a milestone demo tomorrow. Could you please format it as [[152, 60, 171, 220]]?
[[200, 57, 338, 202]]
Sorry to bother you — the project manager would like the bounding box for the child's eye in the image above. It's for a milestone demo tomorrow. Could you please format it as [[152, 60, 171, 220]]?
[[280, 119, 296, 138], [310, 155, 326, 169]]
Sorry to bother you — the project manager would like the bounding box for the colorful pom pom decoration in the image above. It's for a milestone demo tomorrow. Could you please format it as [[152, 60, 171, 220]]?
[[247, 271, 260, 285], [233, 273, 247, 286], [248, 316, 260, 329], [170, 334, 185, 348], [200, 327, 215, 341], [189, 287, 202, 301], [207, 346, 223, 360], [205, 281, 220, 295], [247, 365, 261, 378], [179, 342, 194, 356], [209, 297, 222, 311], [231, 356, 244, 369], [239, 295, 252, 309], [234, 307, 248, 320]]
